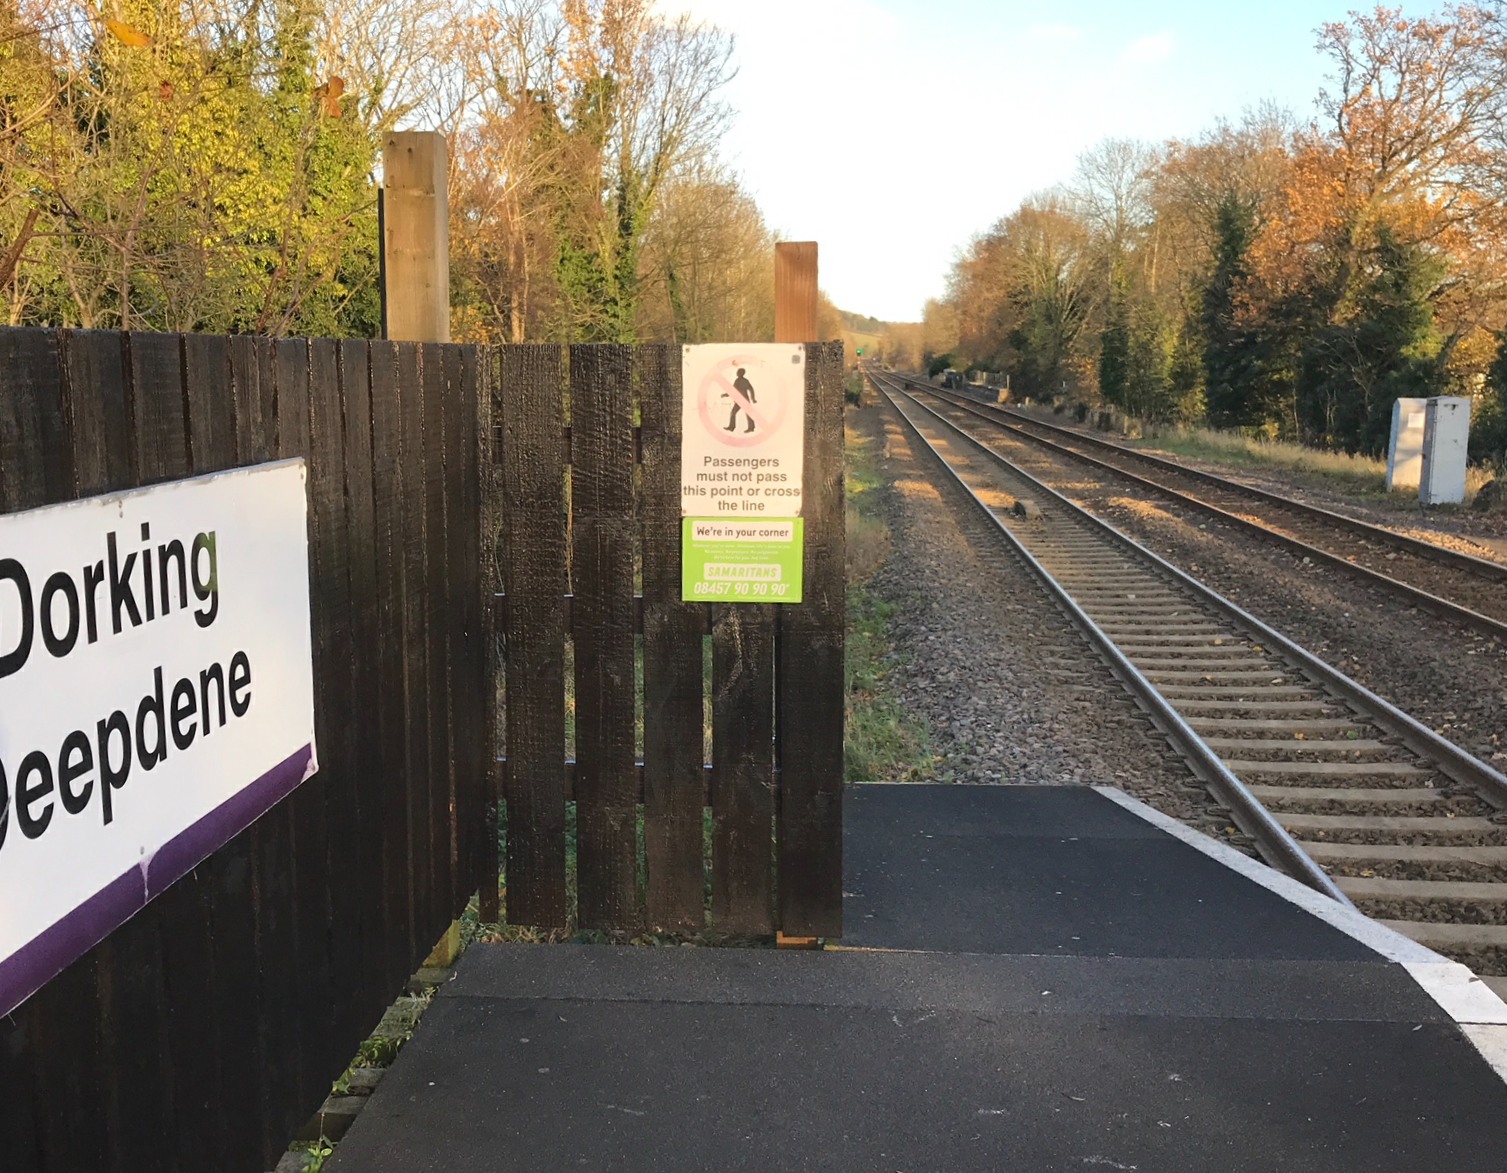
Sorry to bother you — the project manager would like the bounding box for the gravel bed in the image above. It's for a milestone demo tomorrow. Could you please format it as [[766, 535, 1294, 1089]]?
[[1011, 402, 1507, 561], [851, 395, 1245, 842]]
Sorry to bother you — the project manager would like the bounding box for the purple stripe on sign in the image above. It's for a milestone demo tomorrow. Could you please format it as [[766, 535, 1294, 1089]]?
[[146, 745, 314, 900], [0, 743, 315, 1019]]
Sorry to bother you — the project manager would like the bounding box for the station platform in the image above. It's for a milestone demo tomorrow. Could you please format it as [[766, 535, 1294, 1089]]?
[[326, 784, 1507, 1172]]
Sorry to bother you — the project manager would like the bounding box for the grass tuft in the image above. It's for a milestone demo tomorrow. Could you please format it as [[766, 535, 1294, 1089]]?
[[843, 411, 934, 783]]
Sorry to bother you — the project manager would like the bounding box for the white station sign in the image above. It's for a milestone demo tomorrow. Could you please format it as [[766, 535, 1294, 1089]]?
[[0, 460, 318, 1016]]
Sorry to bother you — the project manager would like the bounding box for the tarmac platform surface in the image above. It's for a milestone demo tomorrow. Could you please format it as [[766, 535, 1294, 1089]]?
[[326, 784, 1507, 1172]]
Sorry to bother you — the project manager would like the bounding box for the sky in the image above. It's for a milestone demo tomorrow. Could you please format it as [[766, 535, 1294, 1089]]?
[[665, 0, 1444, 323]]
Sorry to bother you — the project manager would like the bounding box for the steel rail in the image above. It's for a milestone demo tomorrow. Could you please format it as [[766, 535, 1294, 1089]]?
[[890, 368, 1507, 585], [877, 370, 1507, 814], [870, 370, 1354, 904], [906, 379, 1507, 644]]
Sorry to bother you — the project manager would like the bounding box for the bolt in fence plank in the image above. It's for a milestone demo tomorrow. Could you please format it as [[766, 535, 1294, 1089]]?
[[500, 345, 569, 927], [421, 343, 454, 939], [478, 349, 503, 923], [397, 342, 435, 959], [712, 600, 776, 935], [340, 339, 389, 1022], [570, 344, 639, 929], [638, 345, 706, 929], [777, 342, 845, 936], [369, 340, 416, 982]]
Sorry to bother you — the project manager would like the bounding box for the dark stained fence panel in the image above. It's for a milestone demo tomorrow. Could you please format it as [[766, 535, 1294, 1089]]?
[[487, 340, 844, 939], [0, 326, 487, 1173], [1, 328, 841, 1171]]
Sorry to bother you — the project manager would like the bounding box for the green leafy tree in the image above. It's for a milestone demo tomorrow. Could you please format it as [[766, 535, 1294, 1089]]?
[[1296, 228, 1447, 454], [1098, 266, 1130, 407]]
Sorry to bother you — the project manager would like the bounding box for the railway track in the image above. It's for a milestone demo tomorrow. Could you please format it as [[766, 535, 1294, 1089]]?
[[884, 370, 1507, 642], [867, 368, 1507, 977]]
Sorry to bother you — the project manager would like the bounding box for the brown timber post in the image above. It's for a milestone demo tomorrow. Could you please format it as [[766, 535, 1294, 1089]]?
[[772, 241, 839, 947], [775, 242, 819, 345], [381, 131, 462, 967], [382, 131, 451, 343]]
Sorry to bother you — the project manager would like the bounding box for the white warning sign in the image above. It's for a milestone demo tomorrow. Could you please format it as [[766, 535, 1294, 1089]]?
[[680, 344, 805, 519]]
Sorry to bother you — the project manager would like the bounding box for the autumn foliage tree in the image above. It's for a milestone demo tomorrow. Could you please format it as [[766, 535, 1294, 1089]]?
[[941, 4, 1507, 458]]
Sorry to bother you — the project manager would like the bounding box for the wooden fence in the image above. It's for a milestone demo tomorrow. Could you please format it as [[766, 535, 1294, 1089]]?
[[0, 332, 844, 1172], [481, 342, 845, 937], [0, 329, 486, 1172]]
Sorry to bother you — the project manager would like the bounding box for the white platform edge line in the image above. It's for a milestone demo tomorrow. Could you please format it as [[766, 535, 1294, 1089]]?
[[1092, 785, 1507, 1082]]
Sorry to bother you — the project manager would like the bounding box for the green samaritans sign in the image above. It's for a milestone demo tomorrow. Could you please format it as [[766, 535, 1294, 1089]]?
[[680, 344, 806, 603]]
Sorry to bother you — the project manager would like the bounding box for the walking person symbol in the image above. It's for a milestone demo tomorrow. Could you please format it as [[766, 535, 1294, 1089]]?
[[724, 368, 757, 434]]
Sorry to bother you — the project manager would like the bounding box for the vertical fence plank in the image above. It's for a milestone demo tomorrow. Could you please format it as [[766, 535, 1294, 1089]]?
[[62, 330, 133, 494], [369, 341, 417, 975], [711, 601, 776, 934], [569, 344, 639, 929], [308, 337, 367, 1061], [54, 330, 133, 1172], [396, 343, 434, 955], [32, 331, 106, 1172], [639, 345, 706, 930], [479, 349, 503, 923], [230, 334, 308, 1167], [421, 344, 453, 939], [0, 327, 72, 502], [500, 345, 569, 926], [273, 338, 338, 1125], [340, 339, 389, 1022], [135, 332, 230, 1170], [0, 329, 71, 1172], [778, 342, 846, 936], [446, 345, 484, 913], [82, 332, 186, 1173], [183, 331, 270, 1168]]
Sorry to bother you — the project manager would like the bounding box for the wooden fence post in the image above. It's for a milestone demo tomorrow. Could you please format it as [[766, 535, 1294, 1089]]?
[[382, 130, 462, 968], [775, 242, 819, 344], [771, 240, 843, 945], [382, 131, 450, 344]]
